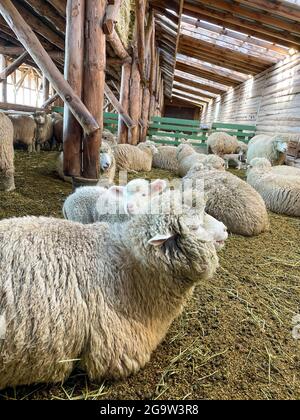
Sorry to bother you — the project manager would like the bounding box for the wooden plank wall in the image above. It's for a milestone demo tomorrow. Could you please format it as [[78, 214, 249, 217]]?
[[201, 53, 300, 136]]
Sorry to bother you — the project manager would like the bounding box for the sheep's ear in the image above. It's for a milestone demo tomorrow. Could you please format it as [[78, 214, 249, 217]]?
[[108, 186, 125, 197], [150, 180, 167, 195], [148, 233, 175, 247]]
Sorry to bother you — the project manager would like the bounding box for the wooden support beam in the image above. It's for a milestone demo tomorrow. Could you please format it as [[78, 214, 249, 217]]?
[[46, 0, 67, 18], [170, 0, 184, 93], [173, 82, 216, 99], [118, 62, 131, 144], [105, 82, 135, 129], [21, 0, 66, 35], [129, 55, 141, 145], [0, 55, 7, 102], [106, 28, 130, 60], [103, 0, 122, 35], [135, 0, 146, 83], [174, 75, 226, 94], [0, 0, 99, 136], [0, 45, 65, 59], [42, 75, 50, 103], [0, 50, 28, 82], [82, 0, 106, 179], [234, 0, 300, 23], [41, 92, 59, 109], [63, 0, 84, 178]]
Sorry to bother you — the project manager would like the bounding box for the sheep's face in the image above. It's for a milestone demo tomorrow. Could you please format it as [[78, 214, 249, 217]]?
[[247, 158, 272, 174], [100, 143, 113, 172], [276, 141, 288, 154], [34, 112, 46, 125], [141, 142, 159, 156], [125, 179, 167, 215]]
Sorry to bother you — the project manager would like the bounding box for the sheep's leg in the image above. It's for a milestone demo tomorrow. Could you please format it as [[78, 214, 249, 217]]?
[[28, 143, 33, 153], [36, 143, 41, 153]]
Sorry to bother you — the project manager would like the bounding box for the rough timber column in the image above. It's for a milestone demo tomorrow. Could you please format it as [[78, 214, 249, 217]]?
[[82, 0, 106, 179], [0, 55, 8, 103], [63, 0, 85, 178]]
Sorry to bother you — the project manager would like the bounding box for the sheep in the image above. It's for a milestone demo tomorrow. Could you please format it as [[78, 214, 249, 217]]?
[[184, 163, 270, 237], [207, 132, 239, 157], [34, 111, 54, 152], [102, 129, 118, 146], [247, 158, 300, 217], [152, 145, 179, 173], [52, 113, 63, 150], [223, 153, 244, 170], [8, 114, 37, 152], [0, 189, 221, 389], [177, 144, 225, 177], [247, 135, 288, 166], [63, 179, 167, 224], [113, 141, 158, 173], [236, 141, 248, 160], [57, 141, 116, 185], [270, 165, 300, 176], [0, 112, 15, 192]]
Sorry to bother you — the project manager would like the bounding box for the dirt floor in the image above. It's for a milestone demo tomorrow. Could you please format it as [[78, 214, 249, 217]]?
[[0, 152, 300, 400]]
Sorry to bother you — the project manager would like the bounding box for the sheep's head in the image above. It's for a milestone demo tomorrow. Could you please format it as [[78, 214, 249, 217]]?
[[100, 141, 114, 173], [176, 144, 195, 161], [138, 141, 158, 156], [248, 158, 272, 173], [127, 190, 220, 285], [125, 179, 167, 215], [274, 139, 288, 154], [205, 155, 226, 171], [34, 111, 47, 126], [102, 130, 117, 146]]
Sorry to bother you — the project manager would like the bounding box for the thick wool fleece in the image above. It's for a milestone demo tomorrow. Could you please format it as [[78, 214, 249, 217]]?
[[0, 112, 15, 192]]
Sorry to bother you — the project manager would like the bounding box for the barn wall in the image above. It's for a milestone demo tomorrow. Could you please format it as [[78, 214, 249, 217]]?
[[201, 53, 300, 136]]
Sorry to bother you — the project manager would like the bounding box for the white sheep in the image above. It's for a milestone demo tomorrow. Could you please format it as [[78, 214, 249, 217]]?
[[0, 189, 221, 389], [0, 112, 15, 192], [223, 153, 244, 170], [207, 132, 239, 157], [34, 111, 54, 152], [271, 165, 300, 176], [63, 179, 167, 224], [113, 141, 158, 173], [57, 141, 116, 186], [247, 158, 300, 217], [8, 114, 37, 152], [177, 144, 225, 177], [184, 163, 270, 237], [102, 129, 118, 146], [152, 145, 179, 173], [247, 135, 288, 166]]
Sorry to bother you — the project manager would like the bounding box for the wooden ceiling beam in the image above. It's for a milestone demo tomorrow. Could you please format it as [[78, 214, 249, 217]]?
[[172, 93, 206, 106], [20, 0, 65, 35], [183, 6, 300, 47], [176, 61, 241, 86], [234, 0, 300, 24], [174, 74, 227, 94], [173, 82, 216, 98], [45, 0, 66, 18]]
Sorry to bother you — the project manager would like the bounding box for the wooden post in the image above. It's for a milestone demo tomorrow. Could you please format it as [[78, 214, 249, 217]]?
[[0, 0, 99, 136], [104, 83, 135, 128], [0, 55, 7, 103], [63, 0, 84, 179], [82, 0, 106, 180], [128, 53, 141, 145], [0, 51, 28, 82], [118, 62, 131, 144], [135, 0, 146, 83], [42, 92, 60, 109], [42, 75, 50, 103]]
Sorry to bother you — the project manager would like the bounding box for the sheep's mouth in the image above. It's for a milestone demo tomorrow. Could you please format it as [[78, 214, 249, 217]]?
[[215, 240, 225, 249]]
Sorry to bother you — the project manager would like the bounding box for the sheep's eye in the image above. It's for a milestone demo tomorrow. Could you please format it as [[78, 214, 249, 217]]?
[[142, 193, 147, 197]]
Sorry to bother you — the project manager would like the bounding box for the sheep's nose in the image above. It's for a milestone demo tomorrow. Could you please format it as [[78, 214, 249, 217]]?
[[127, 203, 135, 213]]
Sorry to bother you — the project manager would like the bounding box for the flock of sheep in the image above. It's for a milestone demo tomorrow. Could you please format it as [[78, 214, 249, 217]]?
[[0, 109, 299, 391]]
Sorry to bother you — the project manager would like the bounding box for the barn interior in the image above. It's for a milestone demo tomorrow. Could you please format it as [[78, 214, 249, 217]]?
[[0, 0, 300, 401]]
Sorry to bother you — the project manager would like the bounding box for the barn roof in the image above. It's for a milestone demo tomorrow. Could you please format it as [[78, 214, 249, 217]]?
[[0, 1, 299, 106]]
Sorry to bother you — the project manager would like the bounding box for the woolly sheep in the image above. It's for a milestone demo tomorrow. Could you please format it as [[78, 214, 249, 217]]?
[[247, 135, 288, 165], [52, 114, 63, 150], [63, 179, 167, 224], [236, 141, 248, 161], [223, 153, 244, 170], [34, 111, 54, 152], [271, 165, 300, 176], [0, 190, 221, 389], [8, 114, 37, 152], [113, 141, 158, 172], [207, 132, 239, 157], [184, 163, 270, 236], [0, 112, 15, 192], [152, 145, 179, 173], [247, 158, 300, 217], [102, 129, 118, 146], [177, 144, 225, 177], [57, 141, 116, 185]]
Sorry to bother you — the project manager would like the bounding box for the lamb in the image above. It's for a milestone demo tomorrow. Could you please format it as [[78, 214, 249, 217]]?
[[184, 163, 270, 236], [63, 179, 167, 224], [207, 132, 239, 157], [57, 141, 116, 185], [177, 144, 225, 177], [8, 114, 37, 152], [247, 135, 288, 165], [0, 112, 15, 192], [152, 145, 179, 173], [223, 153, 244, 170], [34, 111, 54, 152], [113, 141, 158, 172], [247, 158, 300, 217], [0, 189, 221, 389]]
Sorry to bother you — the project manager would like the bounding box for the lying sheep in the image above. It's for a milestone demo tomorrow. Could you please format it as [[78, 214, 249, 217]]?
[[184, 163, 270, 236], [34, 111, 54, 152], [247, 135, 288, 165], [113, 141, 158, 172], [8, 114, 37, 152], [57, 141, 116, 185], [152, 145, 179, 173], [63, 179, 167, 224], [0, 112, 15, 192], [247, 158, 300, 217], [0, 189, 221, 389], [207, 132, 239, 157], [177, 144, 225, 177]]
